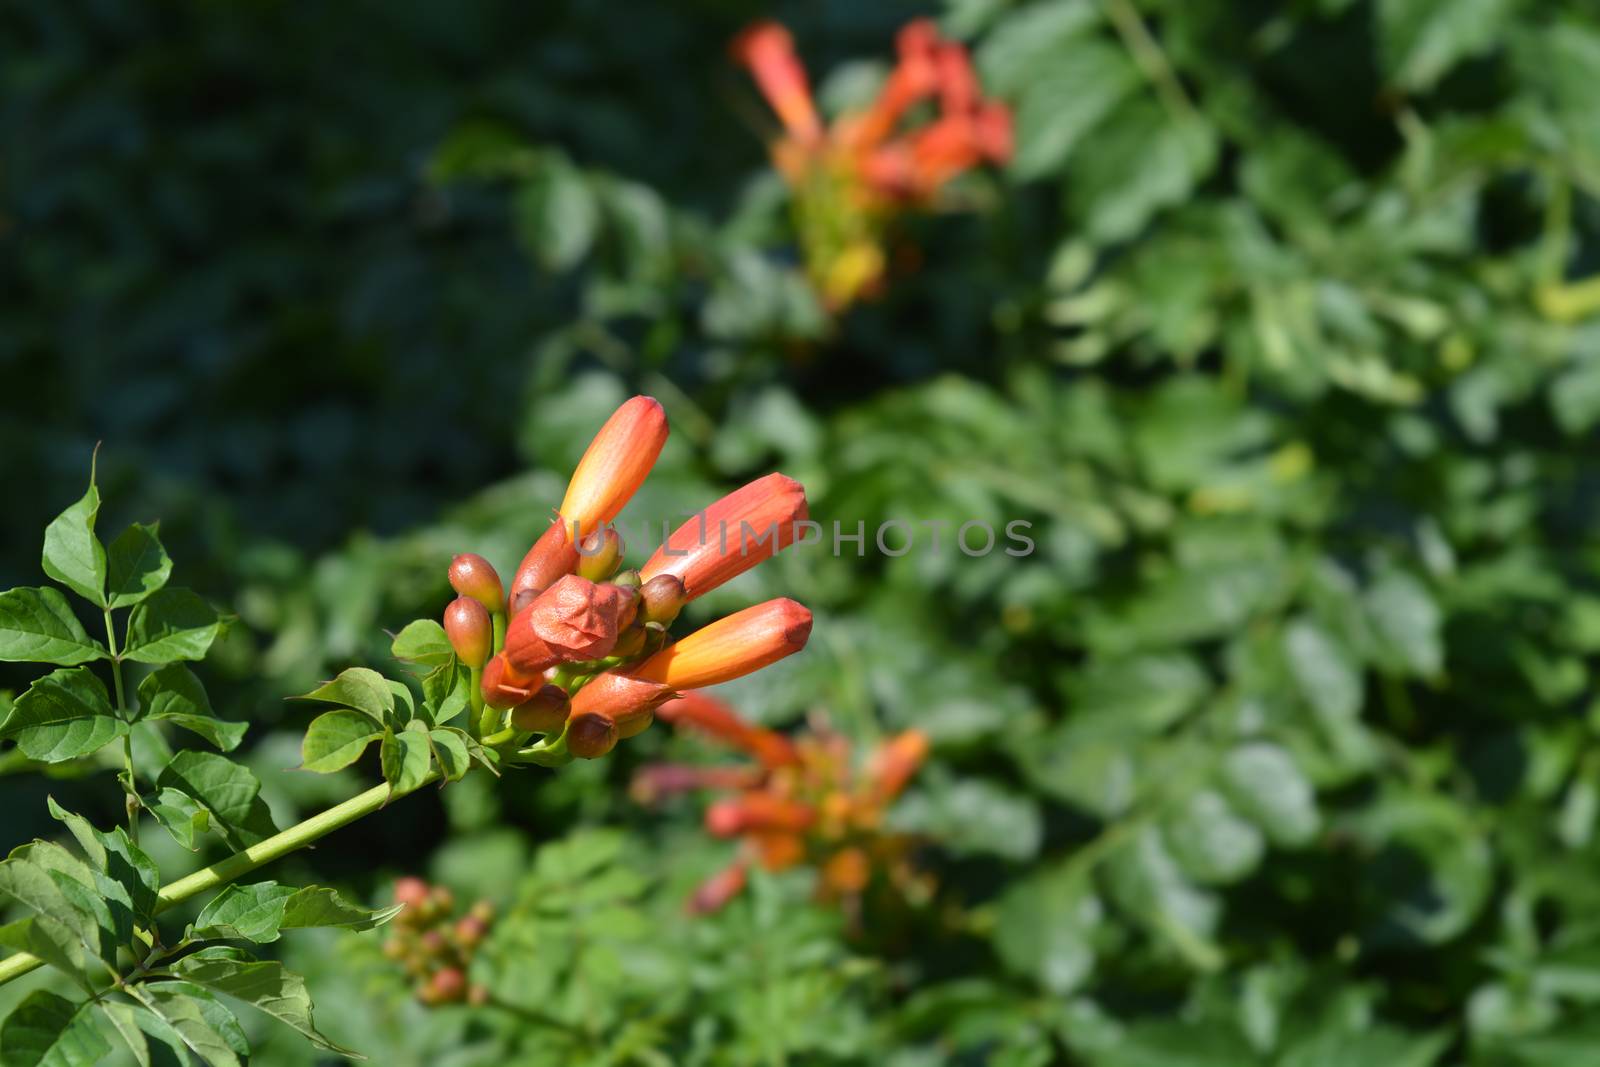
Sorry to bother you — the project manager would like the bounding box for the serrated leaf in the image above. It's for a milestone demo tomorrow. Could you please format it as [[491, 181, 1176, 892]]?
[[172, 947, 357, 1055], [0, 668, 123, 763], [134, 981, 248, 1067], [0, 990, 110, 1067], [95, 1001, 150, 1067], [144, 787, 211, 852], [300, 709, 382, 773], [291, 668, 393, 722], [189, 882, 399, 944], [123, 589, 222, 665], [391, 619, 454, 670], [0, 588, 107, 665], [155, 752, 278, 850], [42, 477, 107, 608], [428, 728, 471, 782], [137, 666, 245, 751], [47, 798, 160, 923], [106, 523, 172, 610], [380, 726, 432, 798]]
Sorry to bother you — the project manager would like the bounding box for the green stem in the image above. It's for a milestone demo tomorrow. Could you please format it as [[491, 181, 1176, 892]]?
[[103, 609, 139, 843], [0, 774, 437, 988], [491, 610, 506, 654]]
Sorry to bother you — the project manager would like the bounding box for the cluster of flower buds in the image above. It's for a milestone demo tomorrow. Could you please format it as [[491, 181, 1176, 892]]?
[[632, 691, 931, 914], [382, 877, 494, 1007], [732, 19, 1013, 309], [441, 396, 813, 765]]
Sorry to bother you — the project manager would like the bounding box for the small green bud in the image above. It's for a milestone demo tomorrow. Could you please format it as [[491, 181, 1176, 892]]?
[[576, 528, 625, 582]]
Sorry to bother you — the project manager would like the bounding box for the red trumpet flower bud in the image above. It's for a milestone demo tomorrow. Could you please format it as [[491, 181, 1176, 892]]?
[[508, 519, 579, 615], [566, 711, 618, 760], [510, 684, 571, 733], [639, 574, 687, 625], [706, 793, 816, 836], [560, 396, 669, 540], [565, 671, 673, 756], [655, 691, 799, 769], [935, 41, 979, 116], [870, 729, 930, 803], [480, 652, 540, 709], [732, 21, 823, 145], [631, 598, 813, 690], [689, 862, 748, 914], [640, 474, 809, 601], [448, 553, 505, 614], [504, 575, 639, 674], [443, 596, 492, 669], [576, 526, 625, 582]]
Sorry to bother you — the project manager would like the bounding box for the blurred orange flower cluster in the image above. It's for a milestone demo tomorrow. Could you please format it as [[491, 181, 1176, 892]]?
[[633, 691, 931, 914], [442, 396, 812, 764], [734, 19, 1012, 309]]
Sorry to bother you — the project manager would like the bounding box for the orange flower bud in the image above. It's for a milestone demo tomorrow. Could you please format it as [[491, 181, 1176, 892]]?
[[688, 861, 748, 914], [510, 684, 570, 733], [576, 526, 625, 582], [421, 967, 466, 1006], [448, 553, 505, 614], [975, 102, 1013, 164], [568, 671, 671, 738], [559, 396, 669, 539], [631, 598, 812, 690], [630, 763, 764, 805], [443, 596, 492, 669], [732, 22, 823, 145], [821, 846, 871, 894], [508, 519, 579, 614], [640, 474, 808, 602], [393, 877, 430, 912], [935, 42, 979, 116], [705, 793, 815, 836], [480, 652, 540, 709], [755, 831, 807, 871], [639, 574, 686, 625], [566, 711, 618, 760], [504, 575, 639, 674], [870, 729, 930, 803], [655, 691, 799, 768]]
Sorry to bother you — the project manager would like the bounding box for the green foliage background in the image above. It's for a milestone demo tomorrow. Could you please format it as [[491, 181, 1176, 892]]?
[[6, 0, 1600, 1062]]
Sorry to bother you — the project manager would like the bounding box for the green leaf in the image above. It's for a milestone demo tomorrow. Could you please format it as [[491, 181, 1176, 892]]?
[[1378, 0, 1512, 91], [143, 787, 212, 852], [1221, 743, 1321, 847], [0, 668, 124, 763], [172, 947, 357, 1055], [137, 666, 245, 751], [1364, 571, 1443, 677], [0, 917, 92, 991], [890, 777, 1042, 860], [1284, 617, 1364, 721], [299, 709, 382, 773], [47, 798, 160, 923], [1163, 789, 1266, 885], [189, 882, 400, 944], [123, 589, 222, 665], [94, 1001, 150, 1067], [1067, 98, 1218, 245], [380, 725, 433, 798], [1105, 827, 1223, 971], [994, 862, 1101, 995], [155, 752, 278, 850], [390, 619, 454, 670], [8, 841, 129, 961], [291, 667, 393, 722], [0, 588, 107, 665], [48, 799, 160, 927], [0, 990, 110, 1067], [134, 981, 248, 1067], [41, 475, 107, 608], [428, 727, 472, 782], [420, 662, 469, 725], [515, 154, 598, 271], [105, 523, 172, 610]]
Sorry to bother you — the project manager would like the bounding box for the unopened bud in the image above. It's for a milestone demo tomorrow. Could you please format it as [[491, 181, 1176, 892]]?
[[631, 598, 812, 690], [566, 712, 618, 760], [448, 553, 505, 614], [393, 877, 430, 916], [509, 519, 579, 614], [510, 684, 570, 733], [688, 862, 748, 914], [567, 672, 670, 744], [429, 885, 455, 915], [639, 574, 686, 625], [424, 967, 466, 1005], [504, 575, 639, 674], [611, 627, 647, 659], [453, 915, 487, 949], [576, 527, 625, 581], [481, 653, 539, 709], [640, 473, 808, 602], [705, 793, 815, 836], [419, 930, 447, 956], [444, 596, 492, 669]]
